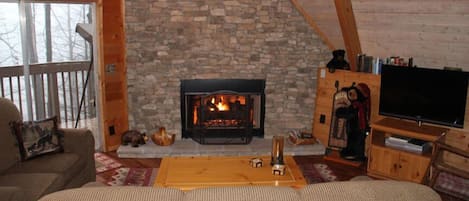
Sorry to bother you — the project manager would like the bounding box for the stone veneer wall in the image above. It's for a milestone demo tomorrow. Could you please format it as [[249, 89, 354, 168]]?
[[125, 0, 330, 138]]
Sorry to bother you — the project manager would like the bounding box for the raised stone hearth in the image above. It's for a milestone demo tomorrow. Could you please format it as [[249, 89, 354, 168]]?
[[117, 138, 326, 158], [125, 0, 330, 138]]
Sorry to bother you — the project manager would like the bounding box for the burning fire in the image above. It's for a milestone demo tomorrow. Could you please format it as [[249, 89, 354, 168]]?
[[210, 96, 229, 111], [191, 94, 254, 127]]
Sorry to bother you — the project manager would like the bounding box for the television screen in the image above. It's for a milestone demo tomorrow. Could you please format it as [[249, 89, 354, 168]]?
[[379, 65, 469, 128]]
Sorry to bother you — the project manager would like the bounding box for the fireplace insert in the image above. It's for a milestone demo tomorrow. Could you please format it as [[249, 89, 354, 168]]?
[[181, 79, 265, 144]]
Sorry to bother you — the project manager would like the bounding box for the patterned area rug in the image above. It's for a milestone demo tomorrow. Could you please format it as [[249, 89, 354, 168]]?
[[95, 152, 123, 173], [297, 163, 338, 184], [107, 168, 158, 186]]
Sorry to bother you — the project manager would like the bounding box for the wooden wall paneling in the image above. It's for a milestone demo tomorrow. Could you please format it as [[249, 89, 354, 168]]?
[[312, 68, 382, 147], [352, 0, 469, 15], [290, 0, 335, 50], [359, 41, 467, 68], [352, 0, 469, 70], [334, 0, 362, 71], [101, 0, 128, 151], [296, 0, 344, 50]]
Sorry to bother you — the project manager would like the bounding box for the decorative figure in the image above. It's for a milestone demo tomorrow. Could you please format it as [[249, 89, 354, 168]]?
[[272, 164, 286, 176], [329, 82, 371, 161], [326, 49, 350, 73], [249, 158, 263, 168], [151, 127, 175, 146], [121, 130, 148, 147], [339, 83, 370, 161], [270, 135, 284, 166]]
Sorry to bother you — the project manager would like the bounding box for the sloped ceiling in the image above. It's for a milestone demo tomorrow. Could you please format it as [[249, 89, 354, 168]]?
[[298, 0, 469, 70], [297, 0, 345, 50]]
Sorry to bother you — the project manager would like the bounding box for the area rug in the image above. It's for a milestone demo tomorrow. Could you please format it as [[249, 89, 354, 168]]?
[[298, 163, 338, 184], [106, 168, 158, 186], [95, 152, 123, 173]]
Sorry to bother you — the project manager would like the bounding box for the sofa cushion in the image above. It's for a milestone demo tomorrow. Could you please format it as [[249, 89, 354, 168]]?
[[0, 98, 23, 173], [4, 153, 84, 185], [185, 186, 300, 201], [0, 173, 64, 201], [300, 180, 441, 201], [0, 186, 27, 201], [38, 187, 184, 201], [9, 116, 63, 161]]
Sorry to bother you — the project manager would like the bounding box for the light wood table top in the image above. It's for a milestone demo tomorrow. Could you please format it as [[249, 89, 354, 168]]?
[[154, 155, 306, 191]]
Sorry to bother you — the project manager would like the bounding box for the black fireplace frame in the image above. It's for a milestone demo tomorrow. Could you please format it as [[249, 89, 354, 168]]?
[[180, 79, 266, 142]]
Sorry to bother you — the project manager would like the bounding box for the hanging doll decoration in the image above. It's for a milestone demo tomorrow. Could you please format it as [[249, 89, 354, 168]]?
[[328, 82, 370, 161]]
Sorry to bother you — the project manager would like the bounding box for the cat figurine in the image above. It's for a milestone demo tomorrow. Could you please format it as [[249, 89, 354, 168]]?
[[121, 130, 147, 147]]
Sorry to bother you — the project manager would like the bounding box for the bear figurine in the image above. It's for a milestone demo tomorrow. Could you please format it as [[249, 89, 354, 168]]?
[[121, 130, 147, 147]]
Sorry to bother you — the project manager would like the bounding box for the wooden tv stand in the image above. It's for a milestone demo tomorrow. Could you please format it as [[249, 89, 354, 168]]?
[[367, 118, 448, 183]]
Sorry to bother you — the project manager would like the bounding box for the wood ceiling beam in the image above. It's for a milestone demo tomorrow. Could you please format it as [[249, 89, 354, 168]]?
[[334, 0, 362, 71], [290, 0, 335, 50]]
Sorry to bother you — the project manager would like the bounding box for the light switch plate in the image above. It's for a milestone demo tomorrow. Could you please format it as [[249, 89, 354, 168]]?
[[320, 69, 326, 78]]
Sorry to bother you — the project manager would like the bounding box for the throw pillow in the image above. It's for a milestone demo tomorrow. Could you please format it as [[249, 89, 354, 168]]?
[[9, 116, 64, 161]]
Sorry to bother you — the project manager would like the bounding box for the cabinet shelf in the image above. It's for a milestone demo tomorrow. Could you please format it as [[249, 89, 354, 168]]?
[[426, 131, 469, 200], [371, 118, 446, 141], [371, 143, 433, 158], [367, 118, 448, 183]]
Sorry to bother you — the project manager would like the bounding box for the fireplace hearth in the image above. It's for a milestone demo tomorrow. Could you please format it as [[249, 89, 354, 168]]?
[[181, 79, 265, 144]]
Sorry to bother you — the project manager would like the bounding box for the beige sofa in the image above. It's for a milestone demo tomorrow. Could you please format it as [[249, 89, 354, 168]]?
[[39, 180, 441, 201], [0, 98, 96, 201]]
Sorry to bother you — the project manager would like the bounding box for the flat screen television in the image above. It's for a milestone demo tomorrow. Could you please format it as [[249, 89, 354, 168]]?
[[379, 65, 469, 128]]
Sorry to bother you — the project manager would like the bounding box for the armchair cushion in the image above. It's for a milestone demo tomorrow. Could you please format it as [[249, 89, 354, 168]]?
[[9, 116, 63, 161], [0, 173, 64, 201], [0, 186, 27, 201], [4, 153, 84, 185]]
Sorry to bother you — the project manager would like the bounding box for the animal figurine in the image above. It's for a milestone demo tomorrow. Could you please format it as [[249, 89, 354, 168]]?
[[151, 127, 175, 146], [121, 130, 148, 147], [326, 49, 350, 73]]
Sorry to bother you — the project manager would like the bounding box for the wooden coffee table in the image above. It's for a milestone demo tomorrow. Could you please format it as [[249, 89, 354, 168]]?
[[154, 155, 306, 191]]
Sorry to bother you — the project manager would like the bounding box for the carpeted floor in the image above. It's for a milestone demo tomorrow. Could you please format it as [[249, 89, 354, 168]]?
[[298, 163, 337, 184], [95, 152, 123, 174], [107, 168, 158, 186]]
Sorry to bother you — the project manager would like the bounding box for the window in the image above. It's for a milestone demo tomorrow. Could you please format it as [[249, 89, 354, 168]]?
[[0, 2, 94, 123]]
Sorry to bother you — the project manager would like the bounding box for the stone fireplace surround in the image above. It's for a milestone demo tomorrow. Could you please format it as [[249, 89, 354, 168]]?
[[125, 0, 330, 139]]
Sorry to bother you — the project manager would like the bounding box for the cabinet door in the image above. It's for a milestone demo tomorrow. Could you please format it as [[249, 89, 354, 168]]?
[[398, 151, 431, 183], [369, 145, 400, 178]]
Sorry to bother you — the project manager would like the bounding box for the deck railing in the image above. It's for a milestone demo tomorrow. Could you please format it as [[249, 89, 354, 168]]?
[[0, 61, 96, 126]]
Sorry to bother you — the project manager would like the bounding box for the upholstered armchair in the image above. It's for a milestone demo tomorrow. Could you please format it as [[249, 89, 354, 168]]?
[[0, 97, 95, 201]]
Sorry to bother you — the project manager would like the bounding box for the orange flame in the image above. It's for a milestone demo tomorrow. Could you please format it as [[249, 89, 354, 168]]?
[[211, 96, 229, 111]]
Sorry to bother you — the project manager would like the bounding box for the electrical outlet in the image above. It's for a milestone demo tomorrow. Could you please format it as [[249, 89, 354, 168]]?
[[109, 125, 116, 135], [319, 114, 326, 124], [105, 64, 116, 73]]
